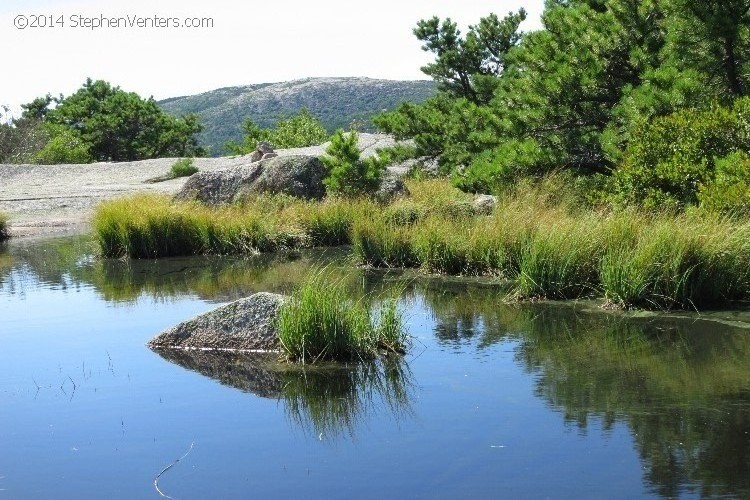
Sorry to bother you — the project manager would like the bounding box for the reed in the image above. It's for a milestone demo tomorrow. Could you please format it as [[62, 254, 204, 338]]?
[[276, 270, 408, 362]]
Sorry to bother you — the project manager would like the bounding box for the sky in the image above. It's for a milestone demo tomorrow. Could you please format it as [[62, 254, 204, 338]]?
[[0, 0, 543, 115]]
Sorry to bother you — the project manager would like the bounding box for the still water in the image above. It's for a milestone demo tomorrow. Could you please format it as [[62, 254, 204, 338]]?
[[1, 236, 750, 499]]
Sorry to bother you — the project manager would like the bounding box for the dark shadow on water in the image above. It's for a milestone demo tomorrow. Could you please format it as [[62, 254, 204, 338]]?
[[151, 348, 415, 440], [150, 349, 284, 399]]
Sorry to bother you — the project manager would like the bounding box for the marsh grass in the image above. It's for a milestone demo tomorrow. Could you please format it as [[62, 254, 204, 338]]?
[[276, 270, 408, 362], [95, 177, 750, 309], [600, 215, 750, 308]]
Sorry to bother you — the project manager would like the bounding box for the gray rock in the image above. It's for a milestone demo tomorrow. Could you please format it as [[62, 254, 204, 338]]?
[[147, 292, 286, 351], [387, 156, 441, 178], [175, 155, 327, 204], [374, 171, 409, 203], [249, 142, 276, 162], [473, 194, 498, 215], [261, 152, 278, 160], [257, 142, 275, 154]]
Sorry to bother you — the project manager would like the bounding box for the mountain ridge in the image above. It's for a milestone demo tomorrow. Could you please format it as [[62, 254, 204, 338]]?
[[157, 77, 435, 155]]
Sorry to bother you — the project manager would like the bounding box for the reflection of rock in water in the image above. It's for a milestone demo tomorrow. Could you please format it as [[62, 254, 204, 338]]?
[[151, 348, 284, 399], [152, 347, 414, 439]]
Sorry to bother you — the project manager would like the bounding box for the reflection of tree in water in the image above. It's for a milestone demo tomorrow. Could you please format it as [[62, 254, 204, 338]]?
[[500, 306, 750, 498], [3, 235, 351, 303], [11, 235, 750, 494], [407, 279, 750, 497], [152, 348, 414, 441]]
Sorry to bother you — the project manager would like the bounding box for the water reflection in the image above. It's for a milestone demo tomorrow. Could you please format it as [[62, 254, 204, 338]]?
[[5, 235, 750, 495], [511, 308, 750, 498], [1, 235, 350, 302], [431, 298, 750, 498], [152, 348, 414, 440]]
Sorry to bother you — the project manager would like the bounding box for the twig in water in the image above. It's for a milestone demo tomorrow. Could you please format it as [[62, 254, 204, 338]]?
[[154, 442, 195, 499]]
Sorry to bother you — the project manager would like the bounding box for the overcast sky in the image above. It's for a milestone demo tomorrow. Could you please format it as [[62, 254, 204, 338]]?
[[1, 0, 543, 114]]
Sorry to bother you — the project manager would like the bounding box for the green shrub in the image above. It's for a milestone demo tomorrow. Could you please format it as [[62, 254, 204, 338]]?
[[276, 271, 408, 362], [453, 138, 550, 193], [169, 158, 199, 178], [322, 130, 387, 196], [697, 152, 750, 216], [613, 98, 750, 207], [227, 108, 329, 153], [33, 125, 91, 164]]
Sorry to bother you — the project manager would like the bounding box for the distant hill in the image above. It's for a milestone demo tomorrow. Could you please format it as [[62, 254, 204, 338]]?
[[158, 77, 436, 155]]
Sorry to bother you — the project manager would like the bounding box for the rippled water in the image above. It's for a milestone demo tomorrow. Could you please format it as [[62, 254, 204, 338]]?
[[1, 236, 750, 499]]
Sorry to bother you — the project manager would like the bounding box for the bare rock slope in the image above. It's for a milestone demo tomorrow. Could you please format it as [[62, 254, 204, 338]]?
[[0, 134, 398, 238]]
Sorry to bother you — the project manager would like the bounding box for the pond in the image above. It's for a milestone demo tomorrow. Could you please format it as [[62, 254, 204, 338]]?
[[1, 236, 750, 498]]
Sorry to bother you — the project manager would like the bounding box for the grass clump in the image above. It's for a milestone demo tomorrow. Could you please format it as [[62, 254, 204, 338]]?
[[600, 216, 750, 309], [146, 158, 199, 183], [277, 271, 408, 362], [93, 194, 300, 258], [169, 158, 199, 178], [0, 212, 8, 241]]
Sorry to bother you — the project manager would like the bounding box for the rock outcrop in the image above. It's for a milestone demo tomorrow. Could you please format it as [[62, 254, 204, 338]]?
[[473, 194, 498, 215], [374, 171, 409, 203], [147, 292, 286, 351], [175, 155, 327, 204], [250, 142, 276, 162]]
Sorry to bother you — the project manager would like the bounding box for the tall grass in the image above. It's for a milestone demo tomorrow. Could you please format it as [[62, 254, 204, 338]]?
[[276, 270, 408, 362], [352, 178, 750, 309], [93, 194, 375, 258], [94, 177, 750, 309], [0, 212, 8, 241]]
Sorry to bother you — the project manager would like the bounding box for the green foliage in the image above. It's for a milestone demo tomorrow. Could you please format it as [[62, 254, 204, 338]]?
[[613, 98, 750, 207], [276, 270, 407, 362], [32, 124, 91, 164], [415, 9, 526, 104], [664, 0, 750, 99], [271, 108, 329, 148], [0, 107, 49, 164], [227, 108, 329, 153], [698, 153, 750, 216], [94, 177, 750, 310], [376, 0, 750, 193], [93, 193, 376, 258], [26, 79, 205, 162], [169, 158, 199, 178], [454, 138, 550, 192], [321, 130, 387, 196]]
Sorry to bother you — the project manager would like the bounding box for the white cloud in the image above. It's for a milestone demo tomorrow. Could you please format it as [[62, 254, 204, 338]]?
[[0, 0, 543, 112]]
